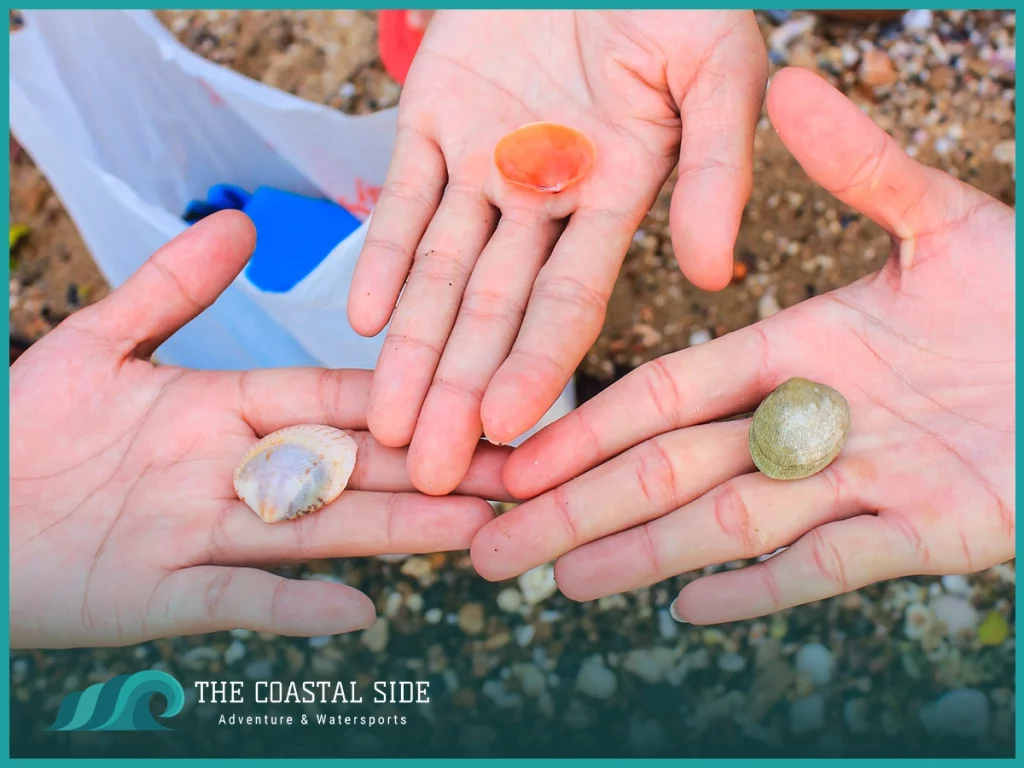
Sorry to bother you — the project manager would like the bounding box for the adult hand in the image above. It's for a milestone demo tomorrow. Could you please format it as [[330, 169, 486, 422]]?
[[10, 212, 510, 649], [470, 67, 1015, 624], [348, 10, 769, 496]]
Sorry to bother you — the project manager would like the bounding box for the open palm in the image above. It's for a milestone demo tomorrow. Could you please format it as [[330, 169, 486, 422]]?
[[348, 10, 768, 497], [10, 212, 509, 649], [470, 68, 1015, 623]]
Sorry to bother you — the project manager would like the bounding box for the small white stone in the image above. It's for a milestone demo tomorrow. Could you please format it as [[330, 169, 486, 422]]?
[[514, 624, 536, 647], [496, 588, 524, 613], [657, 609, 680, 640], [518, 564, 558, 605], [222, 640, 246, 665], [576, 655, 617, 700], [688, 329, 712, 346], [308, 635, 331, 649], [902, 9, 933, 30], [904, 602, 936, 640], [941, 574, 972, 595], [405, 593, 424, 613], [757, 289, 781, 320], [384, 591, 404, 618], [795, 643, 834, 687], [931, 594, 980, 638], [360, 618, 389, 653], [424, 608, 443, 625]]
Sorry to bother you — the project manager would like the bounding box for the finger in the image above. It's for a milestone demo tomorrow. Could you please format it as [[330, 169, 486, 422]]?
[[348, 125, 447, 336], [210, 491, 496, 565], [504, 326, 775, 498], [671, 28, 767, 291], [407, 212, 564, 495], [233, 368, 373, 436], [671, 513, 926, 624], [481, 206, 641, 445], [344, 434, 512, 501], [367, 183, 499, 448], [151, 566, 376, 638], [471, 420, 752, 582], [766, 66, 971, 241], [70, 211, 256, 359], [553, 458, 866, 601]]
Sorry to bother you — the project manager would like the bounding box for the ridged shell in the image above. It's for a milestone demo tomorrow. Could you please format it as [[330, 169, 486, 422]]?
[[233, 425, 358, 523], [748, 377, 850, 480], [494, 122, 596, 193]]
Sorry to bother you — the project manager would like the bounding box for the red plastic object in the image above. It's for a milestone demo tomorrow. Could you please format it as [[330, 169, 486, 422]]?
[[378, 10, 427, 86]]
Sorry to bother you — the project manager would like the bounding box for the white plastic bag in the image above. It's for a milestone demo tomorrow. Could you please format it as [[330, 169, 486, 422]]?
[[9, 9, 575, 443]]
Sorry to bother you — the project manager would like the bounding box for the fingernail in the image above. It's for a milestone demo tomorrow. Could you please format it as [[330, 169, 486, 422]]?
[[669, 597, 688, 624]]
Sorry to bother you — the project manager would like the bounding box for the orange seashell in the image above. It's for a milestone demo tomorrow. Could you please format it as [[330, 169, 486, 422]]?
[[494, 122, 596, 193]]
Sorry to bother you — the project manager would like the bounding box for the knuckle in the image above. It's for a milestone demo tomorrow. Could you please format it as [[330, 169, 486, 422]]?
[[531, 272, 609, 322], [634, 437, 679, 507], [807, 527, 850, 593], [712, 482, 757, 555]]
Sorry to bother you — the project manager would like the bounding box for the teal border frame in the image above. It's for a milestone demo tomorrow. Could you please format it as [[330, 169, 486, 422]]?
[[4, 1, 1018, 764]]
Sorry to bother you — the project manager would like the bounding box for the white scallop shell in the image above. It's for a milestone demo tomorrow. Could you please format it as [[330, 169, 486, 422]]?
[[233, 425, 358, 523]]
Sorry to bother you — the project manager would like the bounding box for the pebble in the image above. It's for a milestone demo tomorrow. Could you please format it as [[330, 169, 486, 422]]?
[[843, 697, 871, 735], [575, 656, 617, 700], [902, 9, 933, 31], [657, 608, 680, 640], [623, 647, 677, 684], [458, 603, 487, 636], [514, 624, 536, 647], [223, 640, 246, 665], [904, 602, 936, 640], [496, 587, 524, 613], [688, 328, 712, 346], [993, 139, 1015, 165], [511, 663, 547, 697], [757, 289, 781, 320], [931, 594, 980, 638], [859, 48, 898, 87], [941, 574, 973, 595], [717, 652, 747, 673], [424, 608, 442, 625], [182, 647, 221, 669], [977, 610, 1010, 646], [361, 618, 389, 653], [405, 593, 424, 613], [919, 688, 991, 739], [399, 556, 434, 584], [795, 643, 835, 687], [244, 659, 273, 680], [518, 564, 558, 605], [789, 693, 826, 735]]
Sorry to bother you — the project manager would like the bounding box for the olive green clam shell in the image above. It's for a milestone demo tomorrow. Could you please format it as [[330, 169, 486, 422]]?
[[748, 377, 851, 480]]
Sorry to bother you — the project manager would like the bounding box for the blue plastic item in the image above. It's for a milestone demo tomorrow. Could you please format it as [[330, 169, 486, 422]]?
[[183, 184, 362, 293]]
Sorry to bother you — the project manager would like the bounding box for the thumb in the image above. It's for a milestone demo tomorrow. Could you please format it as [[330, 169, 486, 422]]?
[[765, 67, 990, 241], [70, 210, 257, 359]]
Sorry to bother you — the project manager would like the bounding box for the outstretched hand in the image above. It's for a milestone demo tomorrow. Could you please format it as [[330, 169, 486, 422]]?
[[349, 10, 769, 496], [10, 212, 510, 649], [470, 67, 1015, 624]]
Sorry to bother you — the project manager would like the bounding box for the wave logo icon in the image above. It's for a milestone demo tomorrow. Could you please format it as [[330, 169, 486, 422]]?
[[45, 669, 186, 732]]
